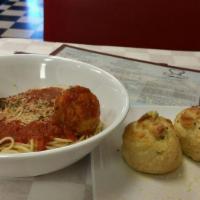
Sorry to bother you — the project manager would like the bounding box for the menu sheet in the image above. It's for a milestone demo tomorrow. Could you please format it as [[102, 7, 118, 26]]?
[[54, 45, 200, 107]]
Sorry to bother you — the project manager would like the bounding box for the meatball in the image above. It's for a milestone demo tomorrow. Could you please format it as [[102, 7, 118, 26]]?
[[53, 86, 100, 136]]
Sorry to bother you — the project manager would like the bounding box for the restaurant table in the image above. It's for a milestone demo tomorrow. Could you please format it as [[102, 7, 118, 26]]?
[[0, 38, 200, 200], [1, 38, 200, 71]]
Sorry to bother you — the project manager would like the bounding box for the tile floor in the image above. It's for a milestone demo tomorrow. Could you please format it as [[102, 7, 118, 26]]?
[[0, 0, 43, 40]]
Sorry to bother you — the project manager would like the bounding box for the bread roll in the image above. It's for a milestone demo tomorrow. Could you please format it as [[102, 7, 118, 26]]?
[[122, 111, 182, 174], [174, 106, 200, 161]]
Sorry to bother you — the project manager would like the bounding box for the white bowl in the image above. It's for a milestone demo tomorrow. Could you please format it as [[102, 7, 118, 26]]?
[[0, 54, 129, 177]]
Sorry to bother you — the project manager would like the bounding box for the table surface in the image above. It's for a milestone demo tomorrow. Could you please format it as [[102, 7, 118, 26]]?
[[0, 38, 200, 200], [1, 38, 200, 71]]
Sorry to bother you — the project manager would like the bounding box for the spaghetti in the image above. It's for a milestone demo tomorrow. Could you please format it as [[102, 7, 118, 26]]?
[[0, 86, 102, 153]]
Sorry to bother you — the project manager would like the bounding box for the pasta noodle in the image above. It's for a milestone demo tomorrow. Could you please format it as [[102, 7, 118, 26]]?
[[0, 137, 34, 153]]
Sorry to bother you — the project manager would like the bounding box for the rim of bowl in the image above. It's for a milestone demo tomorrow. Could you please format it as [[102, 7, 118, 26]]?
[[0, 54, 129, 158]]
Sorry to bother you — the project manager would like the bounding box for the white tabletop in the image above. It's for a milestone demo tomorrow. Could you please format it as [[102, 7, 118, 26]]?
[[0, 38, 200, 200], [1, 38, 200, 71]]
